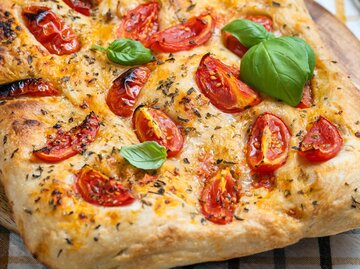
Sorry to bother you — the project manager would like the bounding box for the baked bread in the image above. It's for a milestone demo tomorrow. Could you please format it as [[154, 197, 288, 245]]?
[[0, 0, 360, 269]]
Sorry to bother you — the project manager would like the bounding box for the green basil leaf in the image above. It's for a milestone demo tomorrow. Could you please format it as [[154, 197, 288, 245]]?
[[92, 38, 153, 66], [120, 141, 167, 170], [222, 19, 274, 48], [295, 38, 315, 80], [240, 36, 316, 106]]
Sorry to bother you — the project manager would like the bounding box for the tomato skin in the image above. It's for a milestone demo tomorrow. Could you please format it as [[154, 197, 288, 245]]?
[[132, 106, 184, 157], [223, 32, 248, 58], [76, 166, 135, 207], [0, 78, 59, 99], [22, 6, 81, 55], [63, 0, 91, 16], [251, 172, 275, 189], [200, 168, 240, 225], [34, 112, 100, 163], [297, 82, 313, 109], [195, 53, 261, 113], [245, 15, 273, 32], [106, 67, 150, 117], [223, 15, 273, 58], [247, 113, 291, 172], [299, 116, 343, 162], [117, 2, 160, 47], [149, 14, 215, 53]]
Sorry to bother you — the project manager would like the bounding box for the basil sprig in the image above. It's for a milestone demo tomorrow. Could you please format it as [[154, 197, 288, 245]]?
[[120, 141, 167, 170], [222, 19, 274, 48], [222, 20, 315, 107], [91, 38, 153, 66]]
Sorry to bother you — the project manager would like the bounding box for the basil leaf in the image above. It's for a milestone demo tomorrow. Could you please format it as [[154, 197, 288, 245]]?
[[92, 38, 153, 66], [222, 19, 274, 48], [120, 141, 167, 170], [295, 38, 315, 80], [240, 36, 315, 106]]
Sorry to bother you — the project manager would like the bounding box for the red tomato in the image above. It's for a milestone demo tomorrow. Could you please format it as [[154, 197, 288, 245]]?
[[246, 15, 273, 32], [247, 113, 291, 172], [0, 78, 59, 99], [76, 166, 135, 207], [299, 116, 343, 162], [297, 82, 313, 109], [200, 168, 240, 225], [22, 6, 81, 55], [149, 14, 215, 53], [251, 172, 275, 189], [195, 54, 261, 113], [106, 67, 150, 117], [223, 32, 248, 59], [63, 0, 91, 16], [132, 106, 184, 157], [34, 112, 100, 162], [117, 2, 160, 47], [223, 15, 273, 58]]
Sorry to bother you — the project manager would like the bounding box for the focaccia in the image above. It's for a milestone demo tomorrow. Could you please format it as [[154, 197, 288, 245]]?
[[0, 0, 360, 269]]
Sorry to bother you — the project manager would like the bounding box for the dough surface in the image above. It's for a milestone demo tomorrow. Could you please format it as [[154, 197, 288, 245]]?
[[0, 0, 360, 268]]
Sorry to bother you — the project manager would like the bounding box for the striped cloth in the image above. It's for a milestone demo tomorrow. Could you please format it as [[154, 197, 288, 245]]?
[[0, 1, 359, 269], [2, 227, 360, 269]]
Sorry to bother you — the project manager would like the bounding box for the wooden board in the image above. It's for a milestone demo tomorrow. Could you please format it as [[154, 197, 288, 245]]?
[[1, 0, 360, 234], [306, 0, 360, 88]]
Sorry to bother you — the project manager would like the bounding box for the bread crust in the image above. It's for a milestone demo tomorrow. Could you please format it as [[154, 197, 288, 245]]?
[[1, 0, 360, 268]]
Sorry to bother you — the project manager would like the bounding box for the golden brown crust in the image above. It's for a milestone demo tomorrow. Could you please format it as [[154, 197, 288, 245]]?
[[0, 0, 360, 268]]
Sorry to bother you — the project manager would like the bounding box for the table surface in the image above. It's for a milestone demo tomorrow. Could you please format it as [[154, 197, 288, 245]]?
[[1, 1, 360, 269]]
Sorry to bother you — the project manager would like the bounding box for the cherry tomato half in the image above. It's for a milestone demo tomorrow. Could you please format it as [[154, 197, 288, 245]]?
[[246, 15, 273, 32], [297, 81, 313, 109], [106, 67, 150, 117], [0, 78, 59, 99], [251, 172, 275, 189], [76, 166, 135, 207], [117, 2, 160, 47], [247, 113, 291, 172], [63, 0, 91, 16], [132, 106, 184, 157], [149, 14, 215, 53], [200, 168, 240, 225], [22, 6, 81, 55], [195, 53, 261, 113], [223, 15, 273, 58], [34, 112, 100, 163], [299, 116, 343, 162]]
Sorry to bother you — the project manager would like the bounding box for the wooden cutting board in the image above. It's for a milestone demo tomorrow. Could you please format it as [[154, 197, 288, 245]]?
[[1, 0, 360, 234]]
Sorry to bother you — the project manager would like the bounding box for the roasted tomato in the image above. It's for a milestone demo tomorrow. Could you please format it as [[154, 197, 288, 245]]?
[[106, 67, 150, 117], [117, 2, 160, 46], [223, 15, 273, 58], [223, 32, 248, 58], [200, 168, 240, 225], [76, 166, 135, 207], [132, 106, 184, 157], [299, 116, 343, 162], [251, 172, 275, 189], [0, 78, 59, 99], [22, 6, 81, 55], [247, 113, 291, 172], [195, 54, 261, 113], [246, 15, 273, 32], [149, 14, 215, 53], [34, 112, 100, 163], [297, 82, 313, 109], [63, 0, 91, 16]]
